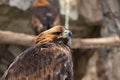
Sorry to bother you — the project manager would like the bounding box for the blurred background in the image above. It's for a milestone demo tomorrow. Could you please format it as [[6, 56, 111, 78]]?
[[0, 0, 120, 80]]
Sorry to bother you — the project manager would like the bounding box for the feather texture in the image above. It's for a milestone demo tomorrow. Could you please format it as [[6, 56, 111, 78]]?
[[1, 26, 73, 80], [1, 43, 73, 80]]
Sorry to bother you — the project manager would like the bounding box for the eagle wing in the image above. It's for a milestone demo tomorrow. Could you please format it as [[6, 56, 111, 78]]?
[[1, 44, 73, 80]]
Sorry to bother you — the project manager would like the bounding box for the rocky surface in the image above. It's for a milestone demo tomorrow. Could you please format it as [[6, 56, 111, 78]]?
[[77, 0, 103, 25]]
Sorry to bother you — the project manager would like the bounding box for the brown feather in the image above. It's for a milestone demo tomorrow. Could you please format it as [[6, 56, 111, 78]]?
[[34, 25, 65, 44], [1, 26, 74, 80]]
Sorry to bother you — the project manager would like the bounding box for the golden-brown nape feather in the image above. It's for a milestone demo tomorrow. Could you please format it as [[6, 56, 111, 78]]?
[[34, 26, 65, 44], [34, 0, 50, 7]]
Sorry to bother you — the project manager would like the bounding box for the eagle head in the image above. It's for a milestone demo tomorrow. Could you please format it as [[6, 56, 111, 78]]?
[[35, 25, 72, 45]]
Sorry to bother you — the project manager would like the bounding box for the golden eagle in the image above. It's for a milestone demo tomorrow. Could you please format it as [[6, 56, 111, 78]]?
[[1, 25, 73, 80], [31, 0, 60, 35]]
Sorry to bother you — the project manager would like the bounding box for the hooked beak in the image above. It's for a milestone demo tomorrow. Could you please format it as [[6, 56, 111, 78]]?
[[61, 30, 72, 45], [62, 30, 72, 39]]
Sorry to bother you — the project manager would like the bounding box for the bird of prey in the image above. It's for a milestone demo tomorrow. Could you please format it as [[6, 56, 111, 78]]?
[[1, 25, 74, 80], [31, 0, 60, 35]]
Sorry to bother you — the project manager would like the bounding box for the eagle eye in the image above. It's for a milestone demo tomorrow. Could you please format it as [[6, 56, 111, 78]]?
[[53, 32, 62, 35]]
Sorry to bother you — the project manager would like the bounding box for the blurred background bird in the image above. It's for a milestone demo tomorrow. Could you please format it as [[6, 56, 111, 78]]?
[[31, 0, 60, 35]]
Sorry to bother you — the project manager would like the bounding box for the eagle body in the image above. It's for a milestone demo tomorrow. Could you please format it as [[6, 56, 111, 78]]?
[[1, 43, 73, 80], [1, 26, 73, 80]]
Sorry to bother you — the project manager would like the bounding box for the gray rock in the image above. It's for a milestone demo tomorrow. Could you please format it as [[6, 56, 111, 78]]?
[[77, 0, 103, 25], [9, 0, 33, 11]]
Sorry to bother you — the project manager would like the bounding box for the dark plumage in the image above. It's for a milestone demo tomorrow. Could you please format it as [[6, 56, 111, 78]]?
[[31, 0, 60, 35], [1, 26, 73, 80]]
